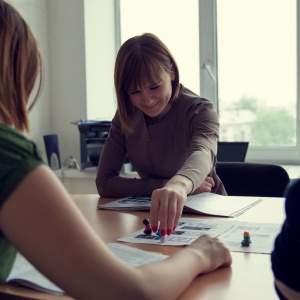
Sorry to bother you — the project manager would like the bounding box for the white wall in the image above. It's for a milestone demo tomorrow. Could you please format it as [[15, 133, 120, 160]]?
[[8, 0, 116, 165], [48, 0, 87, 163], [8, 0, 51, 152], [84, 0, 117, 120]]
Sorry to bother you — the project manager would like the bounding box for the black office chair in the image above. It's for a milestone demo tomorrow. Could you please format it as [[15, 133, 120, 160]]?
[[217, 141, 249, 162], [216, 162, 290, 197]]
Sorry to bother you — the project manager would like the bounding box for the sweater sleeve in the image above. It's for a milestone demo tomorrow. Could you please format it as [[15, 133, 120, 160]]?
[[175, 98, 219, 193], [96, 113, 164, 197]]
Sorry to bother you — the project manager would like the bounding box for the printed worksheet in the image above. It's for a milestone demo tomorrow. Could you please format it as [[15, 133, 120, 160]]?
[[99, 193, 262, 218], [107, 243, 168, 266], [6, 244, 168, 295], [118, 218, 282, 254]]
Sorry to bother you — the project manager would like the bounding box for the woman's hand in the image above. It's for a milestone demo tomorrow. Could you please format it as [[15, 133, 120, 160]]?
[[191, 176, 215, 195], [150, 176, 215, 239], [187, 234, 232, 273], [150, 175, 192, 239]]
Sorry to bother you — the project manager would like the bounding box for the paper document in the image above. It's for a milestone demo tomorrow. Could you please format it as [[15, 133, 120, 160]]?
[[118, 218, 282, 254], [6, 244, 168, 295], [107, 243, 168, 266], [99, 193, 263, 218], [6, 253, 64, 295]]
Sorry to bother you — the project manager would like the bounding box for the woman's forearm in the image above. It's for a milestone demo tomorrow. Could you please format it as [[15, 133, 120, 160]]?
[[1, 166, 231, 300], [164, 175, 193, 195], [136, 235, 232, 300], [96, 175, 165, 197]]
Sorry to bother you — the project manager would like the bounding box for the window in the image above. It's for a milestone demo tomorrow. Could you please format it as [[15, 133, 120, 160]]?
[[217, 0, 297, 146], [117, 0, 300, 163], [117, 0, 200, 94]]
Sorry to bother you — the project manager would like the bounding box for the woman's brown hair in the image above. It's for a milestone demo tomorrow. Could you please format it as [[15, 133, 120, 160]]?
[[0, 0, 42, 132], [114, 33, 180, 134]]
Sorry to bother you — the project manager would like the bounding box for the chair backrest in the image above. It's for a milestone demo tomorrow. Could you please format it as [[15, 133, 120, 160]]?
[[216, 162, 290, 197], [217, 142, 249, 162]]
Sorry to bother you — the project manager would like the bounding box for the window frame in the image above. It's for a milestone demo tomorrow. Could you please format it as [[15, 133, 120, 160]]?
[[200, 0, 300, 164], [116, 0, 300, 164]]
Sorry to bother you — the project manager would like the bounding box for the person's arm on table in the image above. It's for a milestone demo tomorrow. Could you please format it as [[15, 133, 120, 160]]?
[[150, 175, 192, 235], [96, 114, 214, 198], [0, 165, 231, 300], [96, 117, 166, 198], [149, 102, 220, 236], [174, 97, 223, 196], [192, 176, 215, 194], [150, 173, 215, 236], [97, 133, 214, 199], [137, 234, 232, 300], [149, 137, 216, 237]]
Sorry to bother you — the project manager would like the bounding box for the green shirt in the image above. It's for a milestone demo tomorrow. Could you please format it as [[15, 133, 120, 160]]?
[[0, 123, 45, 283]]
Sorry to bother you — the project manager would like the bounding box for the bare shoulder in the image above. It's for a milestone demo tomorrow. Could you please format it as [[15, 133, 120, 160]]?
[[1, 164, 70, 219]]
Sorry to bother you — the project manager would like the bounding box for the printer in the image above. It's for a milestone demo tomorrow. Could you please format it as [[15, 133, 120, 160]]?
[[72, 120, 111, 170]]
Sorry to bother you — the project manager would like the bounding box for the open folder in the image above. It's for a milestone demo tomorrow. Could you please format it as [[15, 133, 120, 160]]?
[[98, 193, 262, 218], [6, 244, 167, 296], [6, 253, 64, 295]]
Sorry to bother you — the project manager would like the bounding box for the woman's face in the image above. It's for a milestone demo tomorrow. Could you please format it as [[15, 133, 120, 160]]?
[[128, 70, 174, 120]]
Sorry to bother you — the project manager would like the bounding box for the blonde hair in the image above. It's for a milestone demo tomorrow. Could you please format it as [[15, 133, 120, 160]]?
[[114, 33, 180, 134], [0, 0, 42, 132]]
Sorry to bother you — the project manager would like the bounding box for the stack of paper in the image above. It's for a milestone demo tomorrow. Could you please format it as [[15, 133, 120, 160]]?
[[98, 193, 263, 218], [6, 244, 167, 295]]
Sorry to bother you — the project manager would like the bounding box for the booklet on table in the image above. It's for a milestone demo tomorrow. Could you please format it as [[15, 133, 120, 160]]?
[[98, 193, 262, 218]]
